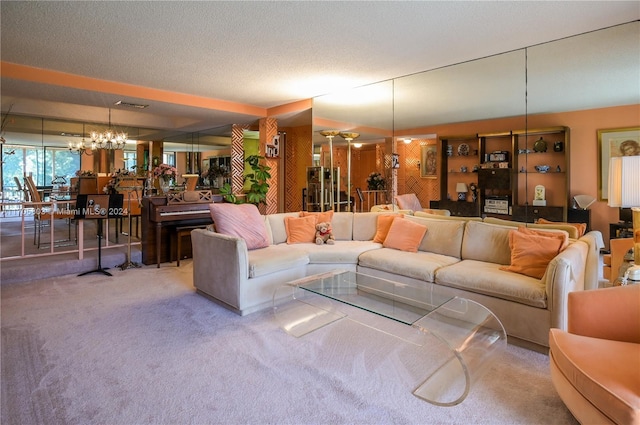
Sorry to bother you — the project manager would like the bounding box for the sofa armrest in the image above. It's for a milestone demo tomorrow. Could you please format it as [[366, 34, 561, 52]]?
[[544, 239, 589, 331], [579, 230, 605, 290], [567, 285, 640, 343], [191, 229, 249, 310]]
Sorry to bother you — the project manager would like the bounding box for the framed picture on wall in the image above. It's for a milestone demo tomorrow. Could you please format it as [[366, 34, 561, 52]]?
[[420, 145, 438, 179], [597, 126, 640, 200]]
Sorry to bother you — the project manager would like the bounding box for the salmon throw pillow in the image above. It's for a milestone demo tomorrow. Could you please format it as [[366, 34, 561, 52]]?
[[500, 230, 564, 279], [518, 226, 569, 251], [383, 217, 427, 253], [373, 213, 403, 243], [284, 215, 317, 244]]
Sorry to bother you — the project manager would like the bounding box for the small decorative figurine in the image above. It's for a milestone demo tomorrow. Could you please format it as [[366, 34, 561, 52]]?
[[533, 184, 546, 206], [469, 182, 478, 202]]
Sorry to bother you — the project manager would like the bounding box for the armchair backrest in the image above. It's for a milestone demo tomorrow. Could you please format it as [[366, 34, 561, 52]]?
[[24, 175, 42, 203], [568, 284, 640, 344]]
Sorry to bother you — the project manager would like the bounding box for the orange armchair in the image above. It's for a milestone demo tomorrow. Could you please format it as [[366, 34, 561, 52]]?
[[549, 285, 640, 424]]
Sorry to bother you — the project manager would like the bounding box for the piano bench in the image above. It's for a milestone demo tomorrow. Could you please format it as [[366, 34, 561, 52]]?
[[175, 225, 209, 267]]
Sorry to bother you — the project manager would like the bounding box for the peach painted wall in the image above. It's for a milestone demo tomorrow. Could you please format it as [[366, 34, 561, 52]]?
[[398, 104, 639, 245]]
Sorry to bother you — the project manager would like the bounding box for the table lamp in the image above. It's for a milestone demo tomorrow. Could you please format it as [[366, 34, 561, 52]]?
[[608, 155, 640, 284], [456, 182, 468, 201]]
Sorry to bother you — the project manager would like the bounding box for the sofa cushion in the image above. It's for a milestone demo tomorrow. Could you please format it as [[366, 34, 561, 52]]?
[[247, 245, 309, 278], [549, 329, 640, 425], [383, 217, 427, 253], [435, 260, 547, 308], [461, 221, 513, 265], [501, 230, 565, 279], [353, 212, 394, 241], [290, 240, 382, 264], [405, 215, 465, 258], [358, 248, 459, 283], [209, 203, 270, 250], [373, 213, 403, 243], [483, 216, 580, 239], [330, 212, 354, 241], [414, 211, 483, 222], [284, 215, 317, 244]]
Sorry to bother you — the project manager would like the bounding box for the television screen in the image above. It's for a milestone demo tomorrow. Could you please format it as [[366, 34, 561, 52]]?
[[620, 208, 632, 223]]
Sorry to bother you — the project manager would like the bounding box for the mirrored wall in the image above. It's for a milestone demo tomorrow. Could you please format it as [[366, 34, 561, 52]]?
[[312, 21, 639, 223]]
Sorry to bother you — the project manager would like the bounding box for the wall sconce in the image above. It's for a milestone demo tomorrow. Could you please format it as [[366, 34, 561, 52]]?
[[404, 138, 412, 144], [353, 143, 362, 148]]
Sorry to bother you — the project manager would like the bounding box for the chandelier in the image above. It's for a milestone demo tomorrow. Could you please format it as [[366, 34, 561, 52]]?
[[68, 123, 93, 156], [89, 109, 127, 150]]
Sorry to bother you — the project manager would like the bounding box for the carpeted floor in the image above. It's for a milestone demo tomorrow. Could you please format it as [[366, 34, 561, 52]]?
[[1, 261, 578, 425]]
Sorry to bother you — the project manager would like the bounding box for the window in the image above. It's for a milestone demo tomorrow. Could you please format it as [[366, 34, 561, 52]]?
[[2, 145, 79, 190], [162, 152, 176, 167], [123, 151, 137, 171]]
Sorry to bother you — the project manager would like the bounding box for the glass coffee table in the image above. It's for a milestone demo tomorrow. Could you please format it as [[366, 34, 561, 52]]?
[[273, 270, 506, 406]]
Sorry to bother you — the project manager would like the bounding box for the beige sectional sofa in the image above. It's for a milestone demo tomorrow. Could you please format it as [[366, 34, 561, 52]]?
[[191, 211, 603, 350]]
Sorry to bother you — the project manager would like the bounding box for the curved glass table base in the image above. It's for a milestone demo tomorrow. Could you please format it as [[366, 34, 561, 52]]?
[[273, 271, 506, 406]]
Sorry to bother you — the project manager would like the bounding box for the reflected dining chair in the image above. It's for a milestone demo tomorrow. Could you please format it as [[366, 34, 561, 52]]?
[[24, 175, 77, 248]]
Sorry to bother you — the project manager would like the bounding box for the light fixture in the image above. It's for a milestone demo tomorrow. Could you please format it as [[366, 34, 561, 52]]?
[[68, 124, 93, 156], [456, 182, 468, 201], [404, 138, 412, 144], [339, 132, 360, 213], [353, 143, 362, 148], [89, 109, 127, 150], [608, 155, 640, 284]]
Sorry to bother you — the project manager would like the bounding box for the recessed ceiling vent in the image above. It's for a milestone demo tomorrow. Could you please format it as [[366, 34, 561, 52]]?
[[114, 100, 149, 109]]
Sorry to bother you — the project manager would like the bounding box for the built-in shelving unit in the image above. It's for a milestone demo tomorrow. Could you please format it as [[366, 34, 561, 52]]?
[[437, 126, 570, 221]]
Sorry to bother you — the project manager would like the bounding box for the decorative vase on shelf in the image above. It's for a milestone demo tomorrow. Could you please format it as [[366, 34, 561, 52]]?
[[159, 178, 171, 194]]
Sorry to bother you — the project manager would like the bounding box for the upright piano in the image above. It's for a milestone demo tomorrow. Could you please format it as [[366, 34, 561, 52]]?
[[141, 193, 222, 266]]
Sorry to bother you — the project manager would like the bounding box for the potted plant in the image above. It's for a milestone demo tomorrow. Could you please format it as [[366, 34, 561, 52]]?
[[201, 164, 229, 189], [366, 172, 386, 190], [219, 154, 271, 205]]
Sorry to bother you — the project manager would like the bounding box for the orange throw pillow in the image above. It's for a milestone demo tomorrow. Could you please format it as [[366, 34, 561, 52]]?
[[373, 213, 403, 243], [300, 210, 334, 224], [383, 217, 427, 253], [284, 215, 317, 244], [537, 218, 586, 238], [518, 226, 569, 251], [500, 230, 564, 279]]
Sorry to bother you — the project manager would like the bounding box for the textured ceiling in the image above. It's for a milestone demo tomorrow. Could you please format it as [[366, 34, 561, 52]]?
[[1, 1, 639, 141]]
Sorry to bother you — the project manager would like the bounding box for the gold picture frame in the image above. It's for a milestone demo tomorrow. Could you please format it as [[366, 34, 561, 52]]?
[[420, 145, 438, 178], [597, 126, 640, 200]]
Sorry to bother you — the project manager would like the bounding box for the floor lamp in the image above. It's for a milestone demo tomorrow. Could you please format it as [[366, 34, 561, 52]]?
[[608, 155, 640, 284], [339, 132, 360, 212], [320, 130, 339, 211]]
